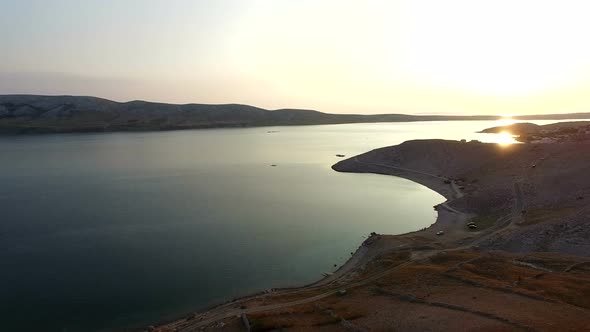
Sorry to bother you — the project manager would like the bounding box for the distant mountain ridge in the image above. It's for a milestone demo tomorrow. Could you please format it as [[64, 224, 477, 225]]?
[[1, 94, 590, 134]]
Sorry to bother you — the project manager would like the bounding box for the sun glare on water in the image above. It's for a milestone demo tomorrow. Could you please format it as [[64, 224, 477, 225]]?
[[495, 131, 518, 146]]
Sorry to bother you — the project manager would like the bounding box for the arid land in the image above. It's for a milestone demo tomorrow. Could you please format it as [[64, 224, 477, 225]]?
[[152, 123, 590, 332], [3, 95, 590, 134]]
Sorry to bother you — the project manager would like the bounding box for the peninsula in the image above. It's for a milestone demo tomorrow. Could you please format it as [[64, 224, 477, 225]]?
[[153, 122, 590, 331], [481, 121, 590, 143], [2, 94, 590, 134]]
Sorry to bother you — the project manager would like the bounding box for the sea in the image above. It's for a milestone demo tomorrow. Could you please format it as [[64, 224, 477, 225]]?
[[0, 119, 574, 331]]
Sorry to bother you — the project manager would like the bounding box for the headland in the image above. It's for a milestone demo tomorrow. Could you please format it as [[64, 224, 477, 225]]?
[[152, 122, 590, 331]]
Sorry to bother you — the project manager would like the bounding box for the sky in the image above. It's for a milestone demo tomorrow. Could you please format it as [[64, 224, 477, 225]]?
[[2, 0, 590, 115]]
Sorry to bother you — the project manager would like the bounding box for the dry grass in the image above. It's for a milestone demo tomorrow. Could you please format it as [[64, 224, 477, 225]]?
[[522, 205, 578, 226]]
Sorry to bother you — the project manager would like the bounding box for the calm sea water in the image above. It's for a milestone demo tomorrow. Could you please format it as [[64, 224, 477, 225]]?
[[0, 120, 572, 331]]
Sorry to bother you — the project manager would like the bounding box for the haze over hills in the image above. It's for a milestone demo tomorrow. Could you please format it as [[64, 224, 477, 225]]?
[[2, 94, 590, 134]]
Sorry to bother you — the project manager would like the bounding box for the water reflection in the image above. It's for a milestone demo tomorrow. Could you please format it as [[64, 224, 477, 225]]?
[[493, 131, 519, 145]]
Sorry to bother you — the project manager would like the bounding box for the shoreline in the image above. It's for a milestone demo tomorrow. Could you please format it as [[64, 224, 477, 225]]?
[[153, 137, 590, 331], [5, 95, 590, 137], [152, 154, 471, 331], [315, 158, 468, 286]]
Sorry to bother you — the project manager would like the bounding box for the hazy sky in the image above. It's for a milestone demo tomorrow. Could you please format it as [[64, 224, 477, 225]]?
[[2, 0, 590, 115]]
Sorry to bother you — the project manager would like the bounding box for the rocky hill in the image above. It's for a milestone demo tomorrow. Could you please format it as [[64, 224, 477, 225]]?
[[2, 94, 590, 134]]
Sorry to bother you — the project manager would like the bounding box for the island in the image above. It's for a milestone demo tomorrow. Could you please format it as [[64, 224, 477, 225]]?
[[152, 122, 590, 331]]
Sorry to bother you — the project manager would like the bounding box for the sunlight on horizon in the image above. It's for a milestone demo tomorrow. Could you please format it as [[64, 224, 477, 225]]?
[[402, 2, 590, 97], [494, 117, 518, 127], [2, 1, 590, 114]]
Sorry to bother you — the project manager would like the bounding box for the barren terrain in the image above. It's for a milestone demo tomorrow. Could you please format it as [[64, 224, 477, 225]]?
[[3, 95, 590, 134], [152, 126, 590, 332]]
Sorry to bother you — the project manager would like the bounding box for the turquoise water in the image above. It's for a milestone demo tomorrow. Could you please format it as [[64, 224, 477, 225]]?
[[0, 120, 568, 331]]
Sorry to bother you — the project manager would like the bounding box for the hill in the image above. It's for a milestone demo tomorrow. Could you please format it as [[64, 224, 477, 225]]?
[[2, 94, 590, 134]]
